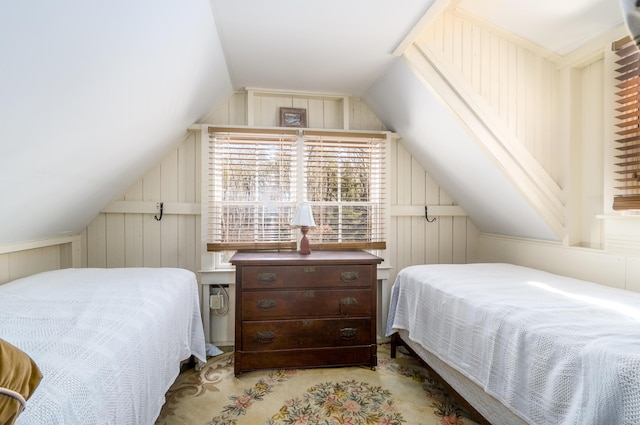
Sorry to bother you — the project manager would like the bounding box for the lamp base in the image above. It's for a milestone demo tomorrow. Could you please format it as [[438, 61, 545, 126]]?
[[299, 227, 311, 255]]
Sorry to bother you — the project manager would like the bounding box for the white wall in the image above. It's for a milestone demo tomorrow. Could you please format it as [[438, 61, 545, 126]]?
[[421, 9, 563, 186], [473, 234, 640, 292], [81, 90, 473, 276], [0, 236, 81, 284], [442, 13, 640, 289], [75, 89, 476, 344]]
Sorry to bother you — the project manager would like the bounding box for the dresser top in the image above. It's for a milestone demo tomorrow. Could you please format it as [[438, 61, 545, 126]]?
[[230, 250, 383, 266]]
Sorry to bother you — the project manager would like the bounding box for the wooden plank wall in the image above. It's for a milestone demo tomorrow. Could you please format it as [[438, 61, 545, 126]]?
[[421, 9, 562, 186], [82, 90, 473, 285], [82, 133, 200, 271], [0, 236, 81, 284], [389, 140, 476, 283], [0, 245, 64, 284]]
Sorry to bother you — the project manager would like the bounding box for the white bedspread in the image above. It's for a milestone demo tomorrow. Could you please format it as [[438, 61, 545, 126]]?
[[387, 263, 640, 425], [0, 267, 206, 425]]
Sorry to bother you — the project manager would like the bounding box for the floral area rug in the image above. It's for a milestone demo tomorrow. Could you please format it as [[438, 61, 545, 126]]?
[[156, 343, 481, 425]]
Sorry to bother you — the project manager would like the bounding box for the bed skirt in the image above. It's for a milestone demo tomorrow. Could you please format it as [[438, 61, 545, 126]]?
[[393, 329, 529, 425]]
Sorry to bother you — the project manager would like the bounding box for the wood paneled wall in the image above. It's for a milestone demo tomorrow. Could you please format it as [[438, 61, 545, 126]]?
[[82, 132, 201, 271], [82, 90, 473, 286], [0, 236, 81, 284], [388, 139, 476, 284], [420, 9, 562, 186]]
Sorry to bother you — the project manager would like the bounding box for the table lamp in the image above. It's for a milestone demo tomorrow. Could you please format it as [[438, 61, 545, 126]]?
[[291, 204, 316, 255]]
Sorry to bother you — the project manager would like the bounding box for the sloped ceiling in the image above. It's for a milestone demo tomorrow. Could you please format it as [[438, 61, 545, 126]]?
[[0, 0, 627, 245], [364, 59, 559, 240], [209, 0, 435, 96], [0, 0, 232, 244], [458, 0, 623, 55]]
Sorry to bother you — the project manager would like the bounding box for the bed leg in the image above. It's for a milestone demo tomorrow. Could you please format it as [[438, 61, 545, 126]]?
[[390, 333, 398, 358]]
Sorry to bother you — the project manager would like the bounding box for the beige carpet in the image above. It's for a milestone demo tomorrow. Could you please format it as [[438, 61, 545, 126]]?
[[156, 344, 481, 425]]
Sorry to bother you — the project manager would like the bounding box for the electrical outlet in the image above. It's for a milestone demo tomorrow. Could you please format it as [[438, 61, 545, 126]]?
[[209, 294, 223, 310]]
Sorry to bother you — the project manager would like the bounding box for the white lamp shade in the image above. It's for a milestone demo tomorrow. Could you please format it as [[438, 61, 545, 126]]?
[[291, 204, 316, 227]]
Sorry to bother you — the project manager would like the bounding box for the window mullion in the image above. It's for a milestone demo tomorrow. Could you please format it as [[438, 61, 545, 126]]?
[[296, 134, 305, 203]]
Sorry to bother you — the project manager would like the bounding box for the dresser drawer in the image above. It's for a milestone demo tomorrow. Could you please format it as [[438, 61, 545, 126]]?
[[242, 288, 371, 319], [241, 265, 372, 289], [231, 250, 382, 375], [241, 318, 371, 351], [238, 346, 375, 372]]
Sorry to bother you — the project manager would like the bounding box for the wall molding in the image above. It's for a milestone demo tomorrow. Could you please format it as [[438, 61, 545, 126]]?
[[101, 201, 200, 215]]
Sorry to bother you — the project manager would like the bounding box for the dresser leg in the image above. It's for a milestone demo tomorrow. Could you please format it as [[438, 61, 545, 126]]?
[[234, 352, 241, 376]]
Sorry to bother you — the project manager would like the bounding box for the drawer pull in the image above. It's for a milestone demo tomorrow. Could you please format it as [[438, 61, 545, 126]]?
[[341, 271, 359, 282], [340, 297, 357, 316], [340, 327, 358, 340], [257, 331, 275, 344], [257, 299, 276, 310], [257, 273, 277, 284]]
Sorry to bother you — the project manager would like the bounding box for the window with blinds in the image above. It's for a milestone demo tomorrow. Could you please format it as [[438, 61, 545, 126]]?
[[303, 130, 386, 250], [207, 128, 299, 251], [206, 127, 387, 252], [612, 36, 640, 210]]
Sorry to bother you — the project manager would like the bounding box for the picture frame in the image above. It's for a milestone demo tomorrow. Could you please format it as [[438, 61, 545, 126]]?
[[280, 107, 307, 128]]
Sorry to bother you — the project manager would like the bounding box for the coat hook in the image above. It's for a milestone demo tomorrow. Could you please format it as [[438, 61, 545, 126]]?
[[425, 206, 436, 223], [154, 202, 164, 221]]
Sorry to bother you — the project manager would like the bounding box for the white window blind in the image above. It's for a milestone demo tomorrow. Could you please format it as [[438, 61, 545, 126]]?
[[303, 130, 387, 250], [207, 127, 298, 251], [612, 36, 640, 210], [207, 127, 387, 251]]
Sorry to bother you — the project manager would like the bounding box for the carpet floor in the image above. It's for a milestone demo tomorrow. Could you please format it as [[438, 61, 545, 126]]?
[[156, 343, 481, 425]]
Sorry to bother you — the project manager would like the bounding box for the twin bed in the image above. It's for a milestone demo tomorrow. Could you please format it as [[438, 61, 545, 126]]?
[[0, 267, 206, 425], [4, 262, 639, 424], [387, 263, 640, 425]]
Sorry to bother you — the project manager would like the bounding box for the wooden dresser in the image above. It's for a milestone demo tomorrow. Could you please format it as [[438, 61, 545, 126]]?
[[230, 250, 383, 376]]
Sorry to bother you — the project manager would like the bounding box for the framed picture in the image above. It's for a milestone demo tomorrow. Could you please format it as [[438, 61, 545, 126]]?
[[280, 107, 307, 128]]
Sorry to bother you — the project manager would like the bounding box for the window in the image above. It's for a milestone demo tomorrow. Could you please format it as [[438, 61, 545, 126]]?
[[206, 127, 387, 253], [303, 130, 386, 249], [612, 36, 640, 210]]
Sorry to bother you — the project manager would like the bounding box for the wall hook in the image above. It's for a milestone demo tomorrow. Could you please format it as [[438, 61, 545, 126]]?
[[425, 206, 436, 223], [154, 202, 164, 221]]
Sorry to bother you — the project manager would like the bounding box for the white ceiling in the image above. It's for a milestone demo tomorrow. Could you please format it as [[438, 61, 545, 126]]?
[[211, 0, 624, 96], [0, 0, 630, 245], [458, 0, 623, 55], [0, 0, 233, 244], [209, 0, 435, 96]]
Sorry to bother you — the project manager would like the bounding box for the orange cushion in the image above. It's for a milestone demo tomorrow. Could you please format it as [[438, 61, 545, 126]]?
[[0, 339, 42, 425]]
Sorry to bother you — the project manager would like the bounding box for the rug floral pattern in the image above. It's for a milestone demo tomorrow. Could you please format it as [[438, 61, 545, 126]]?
[[156, 344, 478, 425], [267, 380, 403, 425]]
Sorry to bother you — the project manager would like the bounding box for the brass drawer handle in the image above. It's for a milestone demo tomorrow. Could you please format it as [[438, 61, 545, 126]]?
[[340, 297, 357, 316], [341, 271, 359, 282], [257, 331, 275, 344], [257, 299, 276, 310], [257, 273, 277, 284], [340, 327, 357, 340]]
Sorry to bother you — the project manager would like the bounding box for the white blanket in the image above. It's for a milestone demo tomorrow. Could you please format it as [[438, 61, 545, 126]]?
[[0, 267, 206, 425], [387, 263, 640, 425]]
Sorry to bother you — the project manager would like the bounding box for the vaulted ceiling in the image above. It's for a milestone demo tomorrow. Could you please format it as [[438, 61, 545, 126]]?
[[0, 0, 627, 245]]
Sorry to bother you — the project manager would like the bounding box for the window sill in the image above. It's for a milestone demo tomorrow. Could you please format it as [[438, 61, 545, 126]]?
[[596, 214, 640, 221]]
